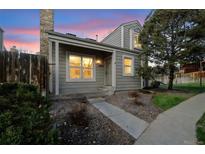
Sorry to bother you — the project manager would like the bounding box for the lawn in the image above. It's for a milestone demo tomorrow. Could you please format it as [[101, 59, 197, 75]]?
[[174, 82, 205, 93], [153, 93, 190, 110], [153, 82, 204, 111], [196, 113, 205, 144]]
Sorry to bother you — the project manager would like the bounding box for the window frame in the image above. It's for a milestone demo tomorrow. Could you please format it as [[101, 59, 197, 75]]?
[[122, 55, 134, 77], [66, 52, 96, 82], [133, 34, 141, 49]]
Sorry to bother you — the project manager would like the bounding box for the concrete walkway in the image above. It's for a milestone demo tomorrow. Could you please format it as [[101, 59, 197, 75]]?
[[135, 93, 205, 145], [88, 98, 149, 140]]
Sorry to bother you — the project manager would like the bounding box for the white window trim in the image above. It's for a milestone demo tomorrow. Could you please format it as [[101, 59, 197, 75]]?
[[122, 55, 135, 77], [121, 26, 124, 48], [129, 29, 133, 50], [133, 33, 141, 49], [66, 52, 96, 82]]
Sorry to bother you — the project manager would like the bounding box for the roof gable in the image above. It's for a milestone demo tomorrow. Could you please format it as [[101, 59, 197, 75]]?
[[101, 20, 142, 42]]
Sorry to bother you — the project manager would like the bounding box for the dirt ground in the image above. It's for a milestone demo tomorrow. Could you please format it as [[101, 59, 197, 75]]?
[[105, 90, 162, 123], [50, 99, 135, 145]]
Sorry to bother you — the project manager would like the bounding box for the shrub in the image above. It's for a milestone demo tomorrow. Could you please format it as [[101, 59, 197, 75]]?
[[0, 83, 58, 144], [196, 113, 205, 144]]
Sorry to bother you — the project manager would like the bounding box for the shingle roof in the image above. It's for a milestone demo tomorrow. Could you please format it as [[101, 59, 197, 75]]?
[[47, 31, 142, 54]]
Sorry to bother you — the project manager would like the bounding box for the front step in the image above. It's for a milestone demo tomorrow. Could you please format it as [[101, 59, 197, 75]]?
[[49, 86, 114, 102], [49, 92, 108, 102], [98, 86, 114, 96]]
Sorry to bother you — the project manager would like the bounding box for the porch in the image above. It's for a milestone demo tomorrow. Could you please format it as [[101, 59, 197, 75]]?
[[48, 39, 116, 96]]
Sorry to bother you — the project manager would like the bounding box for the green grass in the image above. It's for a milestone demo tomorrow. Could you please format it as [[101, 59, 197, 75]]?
[[153, 82, 204, 110], [174, 82, 205, 93], [196, 113, 205, 144], [153, 93, 189, 110]]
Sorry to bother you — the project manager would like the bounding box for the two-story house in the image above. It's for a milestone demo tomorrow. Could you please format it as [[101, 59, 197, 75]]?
[[41, 10, 143, 96]]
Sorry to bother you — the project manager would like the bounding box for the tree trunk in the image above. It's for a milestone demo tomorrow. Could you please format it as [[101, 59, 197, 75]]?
[[168, 65, 175, 90], [144, 55, 149, 88]]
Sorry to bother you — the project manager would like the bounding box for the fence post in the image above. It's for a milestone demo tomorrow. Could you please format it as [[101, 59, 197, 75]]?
[[200, 61, 203, 87]]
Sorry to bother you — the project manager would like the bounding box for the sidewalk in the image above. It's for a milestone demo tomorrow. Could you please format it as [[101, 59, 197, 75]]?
[[135, 93, 205, 145], [88, 98, 148, 140]]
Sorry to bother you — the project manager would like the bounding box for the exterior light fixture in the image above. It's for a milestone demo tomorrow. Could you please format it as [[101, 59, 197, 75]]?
[[96, 59, 102, 65]]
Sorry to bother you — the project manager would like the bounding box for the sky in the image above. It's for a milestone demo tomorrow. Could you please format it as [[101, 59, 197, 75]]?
[[0, 9, 151, 53]]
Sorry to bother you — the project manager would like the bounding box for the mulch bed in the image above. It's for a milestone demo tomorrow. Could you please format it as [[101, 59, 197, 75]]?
[[105, 90, 162, 123], [50, 101, 135, 145]]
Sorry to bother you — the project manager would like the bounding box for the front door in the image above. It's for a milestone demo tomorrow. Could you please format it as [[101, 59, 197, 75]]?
[[105, 57, 112, 85]]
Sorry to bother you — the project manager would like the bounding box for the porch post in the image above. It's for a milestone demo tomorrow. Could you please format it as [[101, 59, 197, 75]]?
[[112, 50, 116, 90], [55, 41, 59, 95], [48, 40, 53, 93], [140, 59, 144, 89]]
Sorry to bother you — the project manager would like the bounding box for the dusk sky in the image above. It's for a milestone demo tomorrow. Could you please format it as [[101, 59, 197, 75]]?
[[0, 9, 151, 53]]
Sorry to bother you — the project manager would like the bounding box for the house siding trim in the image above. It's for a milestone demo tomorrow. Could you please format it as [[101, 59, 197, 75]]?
[[121, 26, 124, 48], [112, 50, 116, 89], [129, 29, 133, 50], [55, 41, 59, 95]]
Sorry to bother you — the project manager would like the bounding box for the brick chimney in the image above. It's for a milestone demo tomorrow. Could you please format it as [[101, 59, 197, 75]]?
[[40, 9, 54, 56], [0, 27, 4, 51]]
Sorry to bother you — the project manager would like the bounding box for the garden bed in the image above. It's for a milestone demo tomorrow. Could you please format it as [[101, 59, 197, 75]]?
[[0, 83, 57, 145], [105, 90, 162, 123], [50, 99, 135, 145]]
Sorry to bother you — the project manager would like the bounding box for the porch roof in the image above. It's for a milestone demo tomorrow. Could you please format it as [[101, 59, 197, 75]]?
[[47, 31, 141, 54]]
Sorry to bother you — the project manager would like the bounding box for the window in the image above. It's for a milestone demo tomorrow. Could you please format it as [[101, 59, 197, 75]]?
[[134, 34, 141, 49], [69, 55, 81, 79], [82, 57, 93, 79], [123, 55, 134, 76], [67, 54, 95, 81]]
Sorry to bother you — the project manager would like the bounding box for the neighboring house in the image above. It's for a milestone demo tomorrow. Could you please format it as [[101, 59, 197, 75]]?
[[179, 62, 205, 74], [40, 10, 142, 96]]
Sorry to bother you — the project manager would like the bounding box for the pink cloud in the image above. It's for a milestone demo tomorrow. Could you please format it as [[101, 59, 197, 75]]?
[[4, 39, 39, 53], [57, 18, 118, 32], [56, 14, 144, 41], [86, 28, 114, 41], [5, 27, 39, 36]]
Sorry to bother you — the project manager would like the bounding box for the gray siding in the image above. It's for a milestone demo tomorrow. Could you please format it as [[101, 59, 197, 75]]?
[[115, 51, 141, 91], [102, 21, 142, 50], [123, 24, 132, 49], [123, 24, 142, 50], [52, 44, 105, 95], [102, 27, 121, 47]]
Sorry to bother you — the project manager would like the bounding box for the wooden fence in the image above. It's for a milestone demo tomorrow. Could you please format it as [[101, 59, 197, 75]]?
[[0, 51, 48, 95], [155, 72, 205, 85]]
